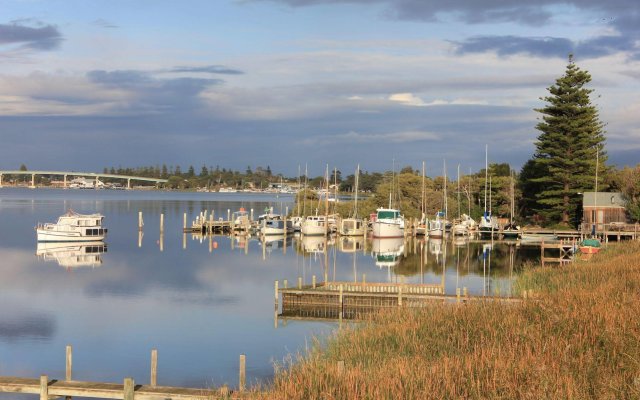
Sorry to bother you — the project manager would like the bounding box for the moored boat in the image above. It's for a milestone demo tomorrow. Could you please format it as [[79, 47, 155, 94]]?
[[301, 214, 328, 236], [36, 210, 108, 242], [371, 208, 405, 238], [579, 238, 601, 254]]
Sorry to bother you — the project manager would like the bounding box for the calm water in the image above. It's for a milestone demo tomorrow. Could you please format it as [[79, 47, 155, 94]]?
[[0, 188, 539, 394]]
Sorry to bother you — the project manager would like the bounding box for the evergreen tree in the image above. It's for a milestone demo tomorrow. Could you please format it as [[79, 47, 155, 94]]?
[[526, 55, 606, 227]]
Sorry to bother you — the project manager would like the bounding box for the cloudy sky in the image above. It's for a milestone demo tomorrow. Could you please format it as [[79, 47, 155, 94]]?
[[1, 0, 639, 176]]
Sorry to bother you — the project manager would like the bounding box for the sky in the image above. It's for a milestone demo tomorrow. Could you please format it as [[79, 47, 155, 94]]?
[[0, 0, 639, 177]]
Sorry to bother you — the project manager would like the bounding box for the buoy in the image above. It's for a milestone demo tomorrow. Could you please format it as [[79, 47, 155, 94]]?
[[213, 242, 218, 249]]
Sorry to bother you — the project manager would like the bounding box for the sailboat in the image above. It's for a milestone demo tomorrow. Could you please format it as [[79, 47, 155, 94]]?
[[340, 164, 365, 236], [580, 149, 602, 254], [415, 161, 428, 236], [372, 161, 405, 238], [301, 166, 329, 236], [428, 160, 448, 238], [502, 170, 521, 239], [479, 145, 499, 238]]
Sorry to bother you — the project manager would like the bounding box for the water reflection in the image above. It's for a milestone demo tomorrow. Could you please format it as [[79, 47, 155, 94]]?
[[36, 241, 107, 269]]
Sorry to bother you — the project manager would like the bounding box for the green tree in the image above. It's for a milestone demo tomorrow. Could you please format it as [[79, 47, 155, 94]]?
[[527, 55, 606, 227]]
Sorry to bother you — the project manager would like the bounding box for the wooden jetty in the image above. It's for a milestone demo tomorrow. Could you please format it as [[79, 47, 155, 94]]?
[[540, 239, 577, 266], [0, 346, 253, 400], [275, 279, 520, 322]]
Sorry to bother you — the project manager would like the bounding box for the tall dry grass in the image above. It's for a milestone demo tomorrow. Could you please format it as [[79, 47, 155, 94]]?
[[261, 242, 640, 399]]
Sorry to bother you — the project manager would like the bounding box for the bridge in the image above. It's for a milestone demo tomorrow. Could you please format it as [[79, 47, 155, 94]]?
[[0, 170, 168, 189]]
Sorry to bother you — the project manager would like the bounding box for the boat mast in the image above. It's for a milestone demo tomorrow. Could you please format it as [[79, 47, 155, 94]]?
[[421, 161, 425, 221], [354, 164, 360, 218], [510, 170, 514, 224], [303, 163, 308, 217], [443, 159, 448, 221], [457, 164, 461, 219], [484, 144, 488, 217], [297, 164, 301, 217], [325, 164, 329, 221]]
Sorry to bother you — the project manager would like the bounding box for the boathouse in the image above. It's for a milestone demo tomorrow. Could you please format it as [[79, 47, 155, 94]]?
[[582, 192, 627, 226]]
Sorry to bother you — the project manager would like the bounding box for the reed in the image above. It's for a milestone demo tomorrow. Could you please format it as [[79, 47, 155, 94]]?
[[261, 242, 640, 399]]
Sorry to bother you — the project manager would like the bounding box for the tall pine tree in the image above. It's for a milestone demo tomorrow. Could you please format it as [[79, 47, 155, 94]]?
[[527, 55, 606, 227]]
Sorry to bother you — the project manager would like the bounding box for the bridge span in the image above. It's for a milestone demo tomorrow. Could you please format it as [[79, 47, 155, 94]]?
[[0, 170, 168, 189]]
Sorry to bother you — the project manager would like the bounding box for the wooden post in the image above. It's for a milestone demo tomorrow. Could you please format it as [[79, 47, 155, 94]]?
[[138, 212, 143, 231], [239, 354, 246, 392], [540, 240, 544, 267], [283, 279, 288, 289], [160, 213, 164, 234], [298, 277, 302, 289], [463, 287, 468, 298], [274, 281, 279, 306], [150, 349, 158, 387], [339, 284, 344, 317], [362, 274, 366, 285], [183, 213, 187, 230], [66, 345, 72, 381], [123, 377, 134, 400], [398, 285, 403, 306], [312, 275, 316, 288], [227, 209, 231, 222], [456, 287, 461, 303], [40, 375, 48, 400]]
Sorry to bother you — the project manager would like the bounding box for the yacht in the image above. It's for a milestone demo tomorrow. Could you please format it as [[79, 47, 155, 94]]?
[[36, 210, 108, 242], [428, 212, 446, 238]]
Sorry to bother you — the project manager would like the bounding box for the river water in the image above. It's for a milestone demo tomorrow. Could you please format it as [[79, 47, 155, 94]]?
[[0, 188, 539, 394]]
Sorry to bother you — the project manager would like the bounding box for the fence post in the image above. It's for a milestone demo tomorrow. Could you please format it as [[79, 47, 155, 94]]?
[[123, 378, 134, 400], [239, 354, 246, 392], [66, 345, 72, 381], [40, 375, 48, 400], [150, 349, 158, 387]]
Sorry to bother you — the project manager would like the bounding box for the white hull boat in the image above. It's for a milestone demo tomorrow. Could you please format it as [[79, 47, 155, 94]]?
[[301, 215, 327, 236], [36, 210, 107, 242], [339, 218, 365, 236], [371, 208, 404, 238]]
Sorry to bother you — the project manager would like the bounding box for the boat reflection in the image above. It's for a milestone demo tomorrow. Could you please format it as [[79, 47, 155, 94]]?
[[36, 241, 107, 269], [371, 237, 404, 269], [301, 235, 326, 254], [339, 236, 364, 253]]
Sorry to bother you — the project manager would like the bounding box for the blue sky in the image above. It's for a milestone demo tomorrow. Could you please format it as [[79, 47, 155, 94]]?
[[1, 0, 639, 177]]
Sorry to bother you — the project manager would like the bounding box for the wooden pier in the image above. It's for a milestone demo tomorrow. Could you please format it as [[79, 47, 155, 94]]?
[[0, 346, 253, 400], [540, 239, 577, 266], [275, 279, 520, 322]]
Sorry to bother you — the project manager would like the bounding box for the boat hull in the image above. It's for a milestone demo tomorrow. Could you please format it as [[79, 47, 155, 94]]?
[[37, 229, 107, 242], [372, 221, 404, 238]]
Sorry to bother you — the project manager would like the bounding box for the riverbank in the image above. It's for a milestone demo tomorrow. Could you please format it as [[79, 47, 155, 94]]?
[[262, 242, 640, 399]]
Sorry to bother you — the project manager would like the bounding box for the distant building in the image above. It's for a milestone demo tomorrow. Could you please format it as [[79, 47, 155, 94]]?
[[582, 192, 627, 226]]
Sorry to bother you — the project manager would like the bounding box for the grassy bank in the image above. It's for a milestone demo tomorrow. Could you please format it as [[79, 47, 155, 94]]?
[[262, 242, 640, 399]]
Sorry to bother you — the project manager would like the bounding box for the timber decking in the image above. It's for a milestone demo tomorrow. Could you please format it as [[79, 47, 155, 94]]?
[[0, 376, 251, 400]]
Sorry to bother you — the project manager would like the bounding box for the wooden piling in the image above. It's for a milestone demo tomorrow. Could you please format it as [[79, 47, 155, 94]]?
[[66, 345, 72, 381], [456, 287, 461, 303], [123, 378, 134, 400], [183, 213, 187, 230], [283, 279, 288, 289], [39, 375, 48, 400], [274, 281, 279, 305], [298, 277, 302, 289], [160, 213, 164, 233], [398, 285, 403, 306], [362, 274, 366, 285], [150, 349, 158, 387], [312, 275, 316, 288], [239, 355, 246, 392], [138, 212, 143, 231]]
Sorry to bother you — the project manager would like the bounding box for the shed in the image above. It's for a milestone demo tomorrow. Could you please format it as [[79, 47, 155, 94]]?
[[582, 192, 627, 225]]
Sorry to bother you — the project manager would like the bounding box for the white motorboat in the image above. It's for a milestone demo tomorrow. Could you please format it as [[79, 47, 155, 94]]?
[[301, 214, 328, 236], [261, 218, 293, 235], [36, 210, 108, 242], [340, 218, 365, 236], [428, 212, 446, 238], [372, 208, 405, 238], [36, 241, 106, 268]]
